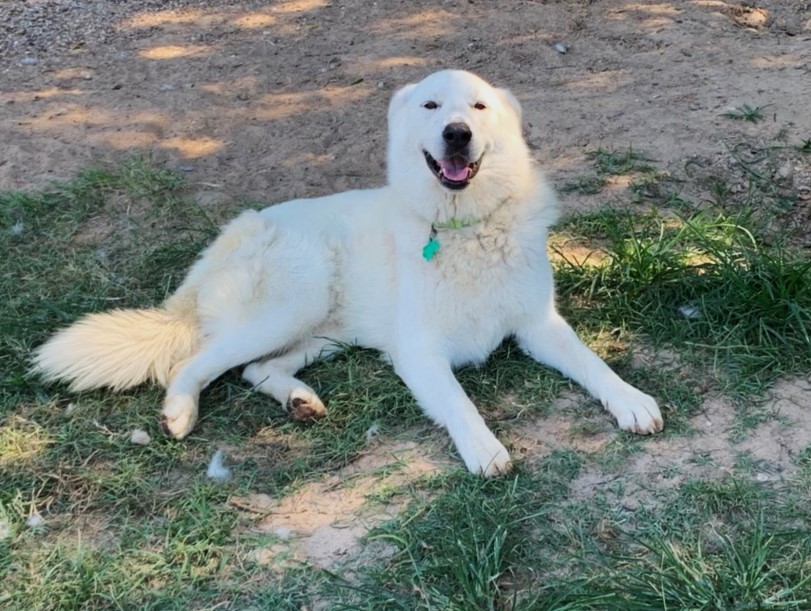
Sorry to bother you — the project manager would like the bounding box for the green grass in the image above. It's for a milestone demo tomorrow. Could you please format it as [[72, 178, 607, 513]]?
[[604, 516, 811, 609], [684, 137, 810, 246], [1, 143, 810, 609], [1, 156, 217, 409], [336, 462, 602, 610], [722, 104, 768, 124], [585, 147, 655, 176], [559, 175, 607, 196], [560, 147, 657, 196], [554, 208, 811, 394]]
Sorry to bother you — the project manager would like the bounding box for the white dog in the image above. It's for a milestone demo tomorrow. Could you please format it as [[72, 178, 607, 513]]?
[[33, 70, 663, 476]]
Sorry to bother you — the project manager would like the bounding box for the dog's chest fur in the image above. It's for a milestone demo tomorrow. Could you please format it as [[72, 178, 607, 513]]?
[[422, 218, 551, 365]]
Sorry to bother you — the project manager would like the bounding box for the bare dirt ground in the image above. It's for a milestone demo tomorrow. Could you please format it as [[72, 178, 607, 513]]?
[[1, 0, 809, 204], [2, 0, 811, 572], [231, 440, 442, 569]]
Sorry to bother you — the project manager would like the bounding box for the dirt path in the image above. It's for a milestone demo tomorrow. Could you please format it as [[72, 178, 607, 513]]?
[[1, 0, 809, 208]]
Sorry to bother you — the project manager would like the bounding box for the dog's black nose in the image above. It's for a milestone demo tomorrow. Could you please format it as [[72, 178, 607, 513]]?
[[442, 123, 472, 150]]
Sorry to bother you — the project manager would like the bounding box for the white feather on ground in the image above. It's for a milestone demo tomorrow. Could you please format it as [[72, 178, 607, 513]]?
[[129, 429, 151, 445], [206, 449, 232, 482], [26, 513, 44, 529], [364, 422, 380, 443]]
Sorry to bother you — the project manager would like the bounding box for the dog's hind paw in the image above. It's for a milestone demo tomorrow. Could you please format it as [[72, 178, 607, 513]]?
[[286, 388, 327, 421], [602, 384, 663, 435], [160, 394, 199, 439]]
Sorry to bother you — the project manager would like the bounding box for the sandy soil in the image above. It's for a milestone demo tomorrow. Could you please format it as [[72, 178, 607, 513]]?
[[231, 440, 442, 569], [1, 0, 809, 206], [517, 377, 811, 507]]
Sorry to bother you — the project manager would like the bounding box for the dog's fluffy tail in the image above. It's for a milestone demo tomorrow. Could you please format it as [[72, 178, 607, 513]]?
[[32, 307, 199, 391]]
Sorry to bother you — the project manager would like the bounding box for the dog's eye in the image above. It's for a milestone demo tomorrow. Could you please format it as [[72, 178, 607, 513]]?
[[473, 102, 487, 110], [422, 101, 439, 110]]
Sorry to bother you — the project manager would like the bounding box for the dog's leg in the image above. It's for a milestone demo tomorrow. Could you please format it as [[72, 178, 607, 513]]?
[[243, 336, 339, 421], [161, 313, 327, 439], [393, 353, 511, 477], [516, 310, 663, 433]]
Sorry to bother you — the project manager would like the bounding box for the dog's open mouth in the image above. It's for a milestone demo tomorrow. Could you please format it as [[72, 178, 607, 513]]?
[[423, 151, 481, 190]]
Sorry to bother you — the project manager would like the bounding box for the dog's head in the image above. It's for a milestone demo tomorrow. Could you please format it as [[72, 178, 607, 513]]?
[[386, 70, 531, 205]]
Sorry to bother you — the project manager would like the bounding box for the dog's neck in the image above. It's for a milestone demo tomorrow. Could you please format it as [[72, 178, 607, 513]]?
[[433, 174, 535, 225], [388, 163, 543, 231], [434, 192, 483, 226]]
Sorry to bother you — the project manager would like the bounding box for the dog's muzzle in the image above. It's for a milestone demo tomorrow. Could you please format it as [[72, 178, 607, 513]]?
[[423, 122, 482, 191]]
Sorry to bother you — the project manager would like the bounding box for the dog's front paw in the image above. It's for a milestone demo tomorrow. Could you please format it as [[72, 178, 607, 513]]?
[[456, 430, 512, 477], [160, 394, 199, 439], [602, 383, 663, 434]]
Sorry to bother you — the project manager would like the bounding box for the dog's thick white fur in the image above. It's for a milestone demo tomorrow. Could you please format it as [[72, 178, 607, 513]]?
[[33, 70, 662, 476]]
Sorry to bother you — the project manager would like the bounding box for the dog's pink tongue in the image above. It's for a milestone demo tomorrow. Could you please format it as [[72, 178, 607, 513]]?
[[438, 157, 470, 181]]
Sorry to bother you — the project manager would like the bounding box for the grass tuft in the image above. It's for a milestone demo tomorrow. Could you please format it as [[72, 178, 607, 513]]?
[[554, 208, 811, 393], [722, 104, 768, 124], [0, 156, 215, 410], [560, 147, 656, 196], [585, 147, 655, 176], [607, 515, 811, 610], [340, 464, 603, 610]]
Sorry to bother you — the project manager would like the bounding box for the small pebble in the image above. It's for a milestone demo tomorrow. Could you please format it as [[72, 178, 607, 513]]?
[[20, 56, 38, 66], [554, 43, 568, 54], [129, 429, 151, 445]]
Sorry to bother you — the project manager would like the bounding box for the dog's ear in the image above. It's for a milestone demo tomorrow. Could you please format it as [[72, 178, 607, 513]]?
[[497, 88, 523, 124], [388, 83, 417, 123]]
